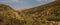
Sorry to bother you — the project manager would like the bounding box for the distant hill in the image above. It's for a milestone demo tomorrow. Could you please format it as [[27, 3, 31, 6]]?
[[15, 8, 29, 11]]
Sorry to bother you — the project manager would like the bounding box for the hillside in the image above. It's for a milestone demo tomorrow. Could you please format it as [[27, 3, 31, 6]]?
[[20, 0, 60, 25], [0, 0, 60, 25], [0, 4, 25, 25]]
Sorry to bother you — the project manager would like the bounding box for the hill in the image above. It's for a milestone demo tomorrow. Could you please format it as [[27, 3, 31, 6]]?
[[0, 0, 60, 25], [20, 0, 60, 25], [0, 4, 25, 25]]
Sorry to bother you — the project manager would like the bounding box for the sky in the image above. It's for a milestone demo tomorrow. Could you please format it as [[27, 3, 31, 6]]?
[[0, 0, 55, 9]]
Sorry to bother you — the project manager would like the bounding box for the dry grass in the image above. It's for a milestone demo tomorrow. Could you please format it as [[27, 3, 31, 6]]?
[[0, 0, 60, 25]]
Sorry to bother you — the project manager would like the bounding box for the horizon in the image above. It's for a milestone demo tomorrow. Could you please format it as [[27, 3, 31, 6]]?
[[0, 0, 55, 9]]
